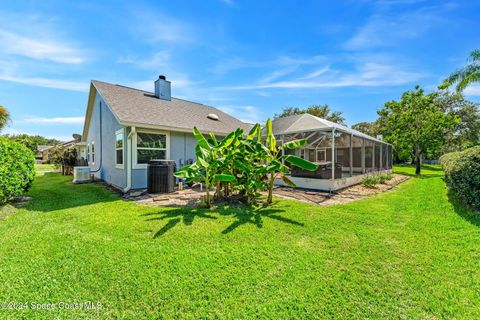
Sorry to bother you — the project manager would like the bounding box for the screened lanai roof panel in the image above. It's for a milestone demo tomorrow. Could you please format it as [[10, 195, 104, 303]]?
[[271, 113, 389, 144]]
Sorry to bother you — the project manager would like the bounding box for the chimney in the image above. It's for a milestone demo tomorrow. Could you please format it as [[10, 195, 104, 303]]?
[[154, 75, 171, 100]]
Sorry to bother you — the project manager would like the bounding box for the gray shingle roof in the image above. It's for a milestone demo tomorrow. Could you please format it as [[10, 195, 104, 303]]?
[[92, 80, 250, 135]]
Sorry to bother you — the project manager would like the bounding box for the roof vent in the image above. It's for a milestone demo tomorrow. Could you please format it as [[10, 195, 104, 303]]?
[[207, 113, 219, 121]]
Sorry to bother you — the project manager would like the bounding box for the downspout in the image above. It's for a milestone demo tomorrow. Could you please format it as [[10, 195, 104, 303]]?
[[90, 101, 103, 174], [350, 133, 353, 177], [124, 126, 136, 193], [331, 128, 336, 182]]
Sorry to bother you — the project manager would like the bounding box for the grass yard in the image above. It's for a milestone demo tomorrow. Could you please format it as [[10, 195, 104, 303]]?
[[0, 165, 479, 319], [34, 163, 56, 173]]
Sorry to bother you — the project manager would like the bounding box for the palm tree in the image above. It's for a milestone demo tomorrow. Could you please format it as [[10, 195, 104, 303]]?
[[441, 49, 480, 93], [0, 105, 9, 131]]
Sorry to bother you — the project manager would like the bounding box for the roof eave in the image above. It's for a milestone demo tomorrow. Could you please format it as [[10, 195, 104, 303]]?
[[119, 121, 235, 136]]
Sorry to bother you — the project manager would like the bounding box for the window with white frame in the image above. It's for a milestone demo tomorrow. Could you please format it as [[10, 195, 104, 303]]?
[[115, 129, 124, 168], [316, 148, 326, 162], [91, 141, 95, 164], [134, 131, 168, 166], [87, 144, 90, 163]]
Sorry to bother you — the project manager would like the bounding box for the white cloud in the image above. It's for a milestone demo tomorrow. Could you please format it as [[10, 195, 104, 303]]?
[[0, 29, 85, 64], [132, 10, 195, 45], [218, 105, 263, 124], [117, 50, 171, 69], [24, 117, 85, 125], [220, 0, 235, 6], [219, 61, 424, 90], [0, 74, 88, 92], [344, 4, 453, 50], [300, 66, 331, 80], [464, 85, 480, 96]]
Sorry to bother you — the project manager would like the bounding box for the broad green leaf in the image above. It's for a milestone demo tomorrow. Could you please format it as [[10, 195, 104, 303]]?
[[220, 131, 235, 148], [283, 155, 318, 171], [281, 175, 297, 188], [197, 156, 210, 168], [282, 139, 306, 150], [214, 174, 236, 182], [193, 127, 211, 150], [209, 132, 219, 146], [247, 123, 261, 140], [265, 118, 277, 152]]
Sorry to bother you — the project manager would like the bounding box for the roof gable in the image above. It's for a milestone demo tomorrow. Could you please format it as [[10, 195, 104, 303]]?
[[88, 80, 250, 135]]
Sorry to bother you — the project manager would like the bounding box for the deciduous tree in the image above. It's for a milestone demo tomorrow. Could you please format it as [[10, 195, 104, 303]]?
[[274, 104, 346, 125], [377, 86, 459, 175]]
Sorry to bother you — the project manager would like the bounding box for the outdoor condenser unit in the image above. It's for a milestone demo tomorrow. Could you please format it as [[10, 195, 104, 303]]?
[[73, 166, 91, 183]]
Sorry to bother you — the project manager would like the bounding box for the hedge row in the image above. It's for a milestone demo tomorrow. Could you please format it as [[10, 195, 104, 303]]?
[[440, 146, 480, 211], [0, 138, 35, 205]]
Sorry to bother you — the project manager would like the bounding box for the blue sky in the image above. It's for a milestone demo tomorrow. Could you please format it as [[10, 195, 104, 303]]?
[[1, 0, 479, 141]]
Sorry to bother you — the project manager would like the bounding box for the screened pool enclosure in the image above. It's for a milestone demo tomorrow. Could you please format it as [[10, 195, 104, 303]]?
[[273, 114, 393, 191]]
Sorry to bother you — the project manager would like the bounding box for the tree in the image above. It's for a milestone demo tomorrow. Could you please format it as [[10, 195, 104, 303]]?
[[434, 91, 480, 154], [0, 105, 9, 132], [50, 145, 78, 175], [2, 134, 61, 153], [441, 49, 480, 92], [377, 86, 459, 175], [351, 121, 378, 137], [274, 104, 346, 125]]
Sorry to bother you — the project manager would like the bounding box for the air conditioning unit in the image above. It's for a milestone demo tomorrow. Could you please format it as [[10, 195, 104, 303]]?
[[73, 166, 91, 183]]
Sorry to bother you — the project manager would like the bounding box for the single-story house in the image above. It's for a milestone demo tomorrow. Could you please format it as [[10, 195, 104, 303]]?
[[37, 139, 82, 163], [36, 145, 53, 163], [80, 76, 251, 192]]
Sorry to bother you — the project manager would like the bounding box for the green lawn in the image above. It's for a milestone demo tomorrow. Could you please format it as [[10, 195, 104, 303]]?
[[34, 163, 56, 173], [0, 166, 479, 319]]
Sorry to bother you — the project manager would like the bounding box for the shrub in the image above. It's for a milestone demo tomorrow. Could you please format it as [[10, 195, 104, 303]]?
[[0, 138, 35, 204], [440, 146, 480, 211], [362, 173, 393, 188]]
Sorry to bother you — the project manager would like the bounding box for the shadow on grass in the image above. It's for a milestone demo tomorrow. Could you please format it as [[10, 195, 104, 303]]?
[[447, 190, 480, 227], [24, 172, 119, 212], [143, 202, 304, 238]]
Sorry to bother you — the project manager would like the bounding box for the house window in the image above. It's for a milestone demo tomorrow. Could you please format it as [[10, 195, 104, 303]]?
[[134, 131, 169, 167], [115, 129, 124, 168], [91, 141, 95, 164], [316, 149, 326, 162], [87, 144, 90, 163]]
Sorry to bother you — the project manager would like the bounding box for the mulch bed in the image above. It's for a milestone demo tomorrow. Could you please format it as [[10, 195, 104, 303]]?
[[130, 174, 410, 208], [273, 174, 410, 205]]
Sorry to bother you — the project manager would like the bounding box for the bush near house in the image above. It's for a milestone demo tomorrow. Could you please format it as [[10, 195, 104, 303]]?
[[49, 146, 78, 175], [0, 138, 35, 205], [174, 119, 317, 207], [362, 173, 393, 188], [440, 146, 480, 210]]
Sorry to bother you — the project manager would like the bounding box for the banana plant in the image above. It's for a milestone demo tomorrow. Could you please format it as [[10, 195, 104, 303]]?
[[174, 127, 235, 208], [263, 118, 318, 204]]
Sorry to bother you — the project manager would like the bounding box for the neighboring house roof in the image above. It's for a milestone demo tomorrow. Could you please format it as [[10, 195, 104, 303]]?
[[37, 145, 53, 152], [42, 140, 78, 152], [82, 80, 251, 138], [272, 113, 389, 144]]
